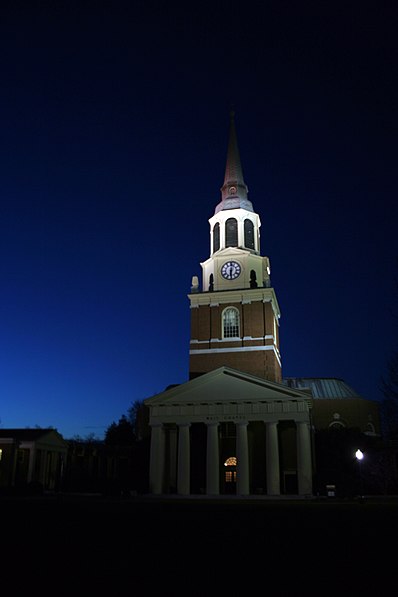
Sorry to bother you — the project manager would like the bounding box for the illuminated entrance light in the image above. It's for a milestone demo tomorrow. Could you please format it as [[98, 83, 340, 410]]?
[[224, 456, 237, 466]]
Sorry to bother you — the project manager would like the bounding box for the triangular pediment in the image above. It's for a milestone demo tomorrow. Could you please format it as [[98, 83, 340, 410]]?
[[201, 247, 250, 267], [215, 247, 250, 258], [145, 367, 312, 407]]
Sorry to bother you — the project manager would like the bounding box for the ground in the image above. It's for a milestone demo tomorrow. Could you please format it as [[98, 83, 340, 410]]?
[[2, 494, 396, 595]]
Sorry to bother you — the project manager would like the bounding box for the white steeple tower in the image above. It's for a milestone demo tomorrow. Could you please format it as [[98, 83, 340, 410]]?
[[188, 112, 282, 383], [200, 110, 271, 293]]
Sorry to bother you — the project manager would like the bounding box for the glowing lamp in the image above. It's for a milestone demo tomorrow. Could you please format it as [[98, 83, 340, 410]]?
[[355, 449, 364, 461]]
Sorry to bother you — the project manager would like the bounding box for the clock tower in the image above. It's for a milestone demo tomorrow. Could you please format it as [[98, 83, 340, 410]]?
[[188, 112, 282, 382]]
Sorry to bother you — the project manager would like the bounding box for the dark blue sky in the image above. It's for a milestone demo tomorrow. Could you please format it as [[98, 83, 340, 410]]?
[[1, 2, 397, 439]]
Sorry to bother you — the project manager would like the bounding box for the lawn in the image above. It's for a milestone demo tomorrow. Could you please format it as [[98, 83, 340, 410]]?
[[2, 494, 396, 595]]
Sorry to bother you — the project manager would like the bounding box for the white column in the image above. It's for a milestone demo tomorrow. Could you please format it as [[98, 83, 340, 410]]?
[[206, 422, 219, 495], [27, 445, 36, 484], [266, 421, 280, 495], [236, 421, 250, 495], [297, 421, 312, 496], [149, 424, 165, 495], [169, 427, 178, 492], [177, 423, 191, 495]]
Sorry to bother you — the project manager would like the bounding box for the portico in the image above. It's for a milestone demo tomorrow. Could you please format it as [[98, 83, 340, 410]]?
[[145, 367, 313, 496]]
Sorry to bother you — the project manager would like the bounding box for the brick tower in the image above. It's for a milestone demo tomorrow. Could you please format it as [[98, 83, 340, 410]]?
[[188, 112, 282, 382]]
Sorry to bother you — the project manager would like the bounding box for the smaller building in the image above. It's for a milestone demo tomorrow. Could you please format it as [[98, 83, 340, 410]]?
[[0, 428, 68, 492], [283, 378, 381, 436]]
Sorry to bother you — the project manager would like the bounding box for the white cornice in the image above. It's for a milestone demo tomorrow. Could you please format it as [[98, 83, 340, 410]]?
[[189, 344, 282, 367], [191, 335, 275, 344], [188, 287, 281, 317]]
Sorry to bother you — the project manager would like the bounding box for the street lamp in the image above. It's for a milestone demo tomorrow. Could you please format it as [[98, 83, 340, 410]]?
[[355, 449, 364, 461], [355, 449, 364, 500]]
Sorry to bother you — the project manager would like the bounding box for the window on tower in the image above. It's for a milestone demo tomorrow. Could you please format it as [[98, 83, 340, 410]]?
[[222, 307, 240, 338], [225, 218, 238, 247], [213, 222, 220, 252], [244, 219, 255, 249]]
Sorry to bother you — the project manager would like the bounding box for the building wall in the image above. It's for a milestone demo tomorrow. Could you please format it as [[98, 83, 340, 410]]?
[[312, 398, 381, 435], [190, 350, 281, 382], [189, 300, 281, 382]]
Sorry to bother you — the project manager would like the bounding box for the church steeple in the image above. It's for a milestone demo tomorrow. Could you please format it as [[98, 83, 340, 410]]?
[[215, 110, 253, 214], [188, 113, 281, 383]]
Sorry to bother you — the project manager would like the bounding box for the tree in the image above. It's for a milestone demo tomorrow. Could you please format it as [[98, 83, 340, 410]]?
[[104, 415, 135, 446], [127, 400, 150, 440], [103, 402, 150, 493]]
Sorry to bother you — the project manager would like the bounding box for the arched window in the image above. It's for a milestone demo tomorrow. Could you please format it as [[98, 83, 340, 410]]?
[[244, 219, 255, 249], [329, 421, 346, 429], [225, 218, 238, 247], [223, 307, 240, 338], [213, 222, 220, 253], [224, 456, 237, 466]]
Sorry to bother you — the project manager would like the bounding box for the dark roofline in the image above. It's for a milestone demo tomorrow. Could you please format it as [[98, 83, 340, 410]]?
[[0, 428, 62, 440], [283, 377, 345, 382]]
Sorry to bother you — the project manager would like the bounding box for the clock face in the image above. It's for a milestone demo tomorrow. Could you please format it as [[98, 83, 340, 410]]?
[[221, 261, 241, 280]]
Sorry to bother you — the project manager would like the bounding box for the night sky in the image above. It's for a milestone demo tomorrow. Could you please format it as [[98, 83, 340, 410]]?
[[1, 2, 397, 439]]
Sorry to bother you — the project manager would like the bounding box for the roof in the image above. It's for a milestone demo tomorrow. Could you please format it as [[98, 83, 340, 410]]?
[[146, 366, 313, 406], [0, 428, 64, 441], [283, 378, 362, 399]]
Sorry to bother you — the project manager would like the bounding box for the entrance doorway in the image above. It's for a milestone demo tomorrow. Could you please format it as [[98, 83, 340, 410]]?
[[224, 456, 237, 494], [283, 470, 298, 494]]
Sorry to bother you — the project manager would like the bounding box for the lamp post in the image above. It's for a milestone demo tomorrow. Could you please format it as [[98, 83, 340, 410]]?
[[355, 449, 364, 500]]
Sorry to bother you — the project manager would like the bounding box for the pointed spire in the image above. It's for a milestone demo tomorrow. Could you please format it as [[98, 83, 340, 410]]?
[[215, 110, 253, 214], [223, 109, 245, 189]]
